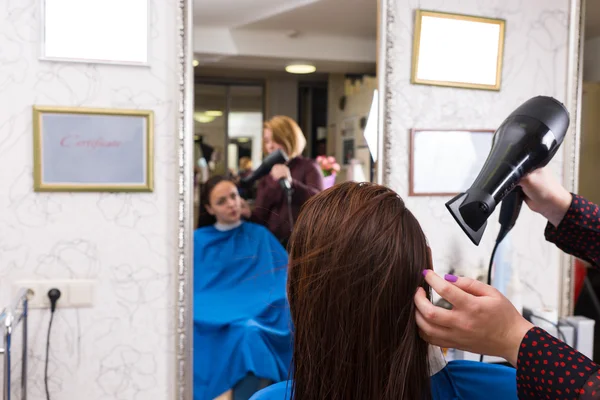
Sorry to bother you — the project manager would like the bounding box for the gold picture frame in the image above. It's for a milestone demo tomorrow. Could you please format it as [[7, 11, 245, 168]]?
[[411, 10, 506, 91], [33, 106, 154, 192]]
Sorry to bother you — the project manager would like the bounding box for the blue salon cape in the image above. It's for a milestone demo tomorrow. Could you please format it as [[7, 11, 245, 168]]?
[[193, 222, 292, 400], [249, 360, 517, 400]]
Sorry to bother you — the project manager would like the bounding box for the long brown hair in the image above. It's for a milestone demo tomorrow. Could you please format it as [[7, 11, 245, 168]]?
[[287, 182, 432, 400]]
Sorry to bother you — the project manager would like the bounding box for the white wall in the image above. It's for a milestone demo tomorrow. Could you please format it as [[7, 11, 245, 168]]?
[[386, 0, 570, 311], [0, 2, 177, 399], [584, 36, 600, 82], [266, 78, 298, 120]]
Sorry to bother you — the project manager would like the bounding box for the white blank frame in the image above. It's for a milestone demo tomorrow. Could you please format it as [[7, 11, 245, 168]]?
[[41, 0, 150, 65], [409, 129, 494, 196], [411, 10, 505, 91]]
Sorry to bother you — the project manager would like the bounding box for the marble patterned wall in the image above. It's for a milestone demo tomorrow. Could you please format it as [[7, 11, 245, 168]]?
[[385, 0, 570, 311], [0, 1, 177, 399]]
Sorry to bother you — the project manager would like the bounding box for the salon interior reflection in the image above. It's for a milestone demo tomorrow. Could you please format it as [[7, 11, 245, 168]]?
[[192, 0, 378, 399]]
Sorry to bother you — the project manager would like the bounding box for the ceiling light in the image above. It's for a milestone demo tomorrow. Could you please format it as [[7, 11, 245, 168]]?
[[205, 110, 223, 117], [193, 59, 199, 67], [193, 112, 215, 123], [285, 64, 316, 74]]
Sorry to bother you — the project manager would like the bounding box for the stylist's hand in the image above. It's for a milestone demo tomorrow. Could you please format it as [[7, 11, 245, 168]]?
[[415, 270, 533, 366], [519, 168, 572, 227], [270, 164, 292, 184], [240, 199, 251, 219]]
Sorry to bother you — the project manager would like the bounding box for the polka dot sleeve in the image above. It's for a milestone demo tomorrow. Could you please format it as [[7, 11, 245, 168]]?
[[545, 194, 600, 268], [517, 327, 600, 399]]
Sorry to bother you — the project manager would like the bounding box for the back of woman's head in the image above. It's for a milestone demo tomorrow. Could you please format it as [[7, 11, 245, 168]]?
[[288, 182, 432, 400]]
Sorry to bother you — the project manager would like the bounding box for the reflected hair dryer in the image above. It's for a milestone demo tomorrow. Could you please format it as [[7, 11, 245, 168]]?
[[240, 149, 291, 192], [446, 96, 570, 246]]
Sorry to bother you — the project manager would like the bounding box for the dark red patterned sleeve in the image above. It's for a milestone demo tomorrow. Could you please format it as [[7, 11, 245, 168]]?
[[545, 194, 600, 268], [517, 327, 600, 399]]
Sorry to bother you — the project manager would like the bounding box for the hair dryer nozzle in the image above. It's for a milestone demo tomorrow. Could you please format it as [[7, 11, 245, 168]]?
[[446, 193, 488, 245], [240, 149, 289, 187]]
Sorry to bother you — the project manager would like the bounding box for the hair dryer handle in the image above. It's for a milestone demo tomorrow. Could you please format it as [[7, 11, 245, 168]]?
[[497, 186, 524, 243], [279, 178, 292, 193]]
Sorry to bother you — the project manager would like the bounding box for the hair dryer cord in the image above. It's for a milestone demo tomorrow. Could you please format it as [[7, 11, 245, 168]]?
[[286, 190, 294, 232], [486, 187, 524, 286], [481, 188, 524, 363]]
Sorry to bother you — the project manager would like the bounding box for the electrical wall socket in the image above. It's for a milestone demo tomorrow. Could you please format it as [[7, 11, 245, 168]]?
[[12, 280, 95, 309]]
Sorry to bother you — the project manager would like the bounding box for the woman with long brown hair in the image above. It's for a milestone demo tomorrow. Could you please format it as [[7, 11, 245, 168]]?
[[246, 116, 324, 248], [250, 182, 518, 400]]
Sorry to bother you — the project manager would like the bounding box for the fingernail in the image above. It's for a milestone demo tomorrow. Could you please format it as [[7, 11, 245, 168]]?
[[422, 270, 429, 277], [444, 274, 458, 283]]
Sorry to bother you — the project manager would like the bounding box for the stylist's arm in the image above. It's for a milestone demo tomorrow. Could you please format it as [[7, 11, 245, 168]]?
[[416, 270, 600, 400], [415, 270, 532, 366], [521, 167, 600, 267]]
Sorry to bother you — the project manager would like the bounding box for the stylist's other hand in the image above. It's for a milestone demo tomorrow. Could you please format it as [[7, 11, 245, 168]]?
[[415, 270, 533, 366], [270, 165, 292, 184], [240, 199, 251, 219], [519, 168, 572, 227]]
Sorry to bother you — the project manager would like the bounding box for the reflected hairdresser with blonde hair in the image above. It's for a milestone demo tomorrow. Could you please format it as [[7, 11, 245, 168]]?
[[246, 115, 323, 247]]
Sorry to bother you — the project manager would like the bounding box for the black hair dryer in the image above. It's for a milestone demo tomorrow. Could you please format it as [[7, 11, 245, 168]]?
[[240, 149, 290, 191], [446, 96, 570, 246]]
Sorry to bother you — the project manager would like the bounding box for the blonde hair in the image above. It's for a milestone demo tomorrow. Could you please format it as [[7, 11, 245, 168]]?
[[239, 156, 252, 170], [264, 115, 306, 158]]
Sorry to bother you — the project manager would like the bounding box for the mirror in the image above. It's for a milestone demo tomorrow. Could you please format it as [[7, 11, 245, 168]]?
[[190, 0, 383, 398]]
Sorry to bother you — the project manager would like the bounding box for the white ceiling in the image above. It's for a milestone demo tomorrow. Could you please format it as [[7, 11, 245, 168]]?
[[193, 0, 377, 74], [194, 0, 319, 27]]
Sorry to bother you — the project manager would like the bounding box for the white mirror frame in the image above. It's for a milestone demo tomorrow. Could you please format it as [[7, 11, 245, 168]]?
[[174, 0, 584, 398]]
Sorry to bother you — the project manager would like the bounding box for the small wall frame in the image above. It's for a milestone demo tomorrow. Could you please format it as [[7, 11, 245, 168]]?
[[41, 0, 150, 65], [33, 106, 154, 192], [409, 129, 494, 196]]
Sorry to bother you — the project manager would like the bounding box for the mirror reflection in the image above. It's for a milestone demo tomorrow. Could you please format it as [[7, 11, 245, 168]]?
[[193, 0, 379, 398]]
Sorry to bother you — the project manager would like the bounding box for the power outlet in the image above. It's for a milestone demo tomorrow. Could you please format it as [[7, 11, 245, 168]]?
[[12, 280, 95, 309]]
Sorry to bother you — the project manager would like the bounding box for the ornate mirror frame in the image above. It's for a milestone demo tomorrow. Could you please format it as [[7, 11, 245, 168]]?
[[558, 0, 585, 318], [176, 0, 194, 398], [174, 0, 585, 398]]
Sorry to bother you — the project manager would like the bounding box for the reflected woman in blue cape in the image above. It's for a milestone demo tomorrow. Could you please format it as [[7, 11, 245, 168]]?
[[194, 176, 291, 400], [251, 182, 517, 400]]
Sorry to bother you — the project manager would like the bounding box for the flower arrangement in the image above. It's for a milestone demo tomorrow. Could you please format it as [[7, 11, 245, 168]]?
[[316, 155, 341, 177]]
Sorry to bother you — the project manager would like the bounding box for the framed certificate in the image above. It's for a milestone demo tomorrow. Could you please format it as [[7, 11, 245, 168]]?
[[33, 106, 154, 192]]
